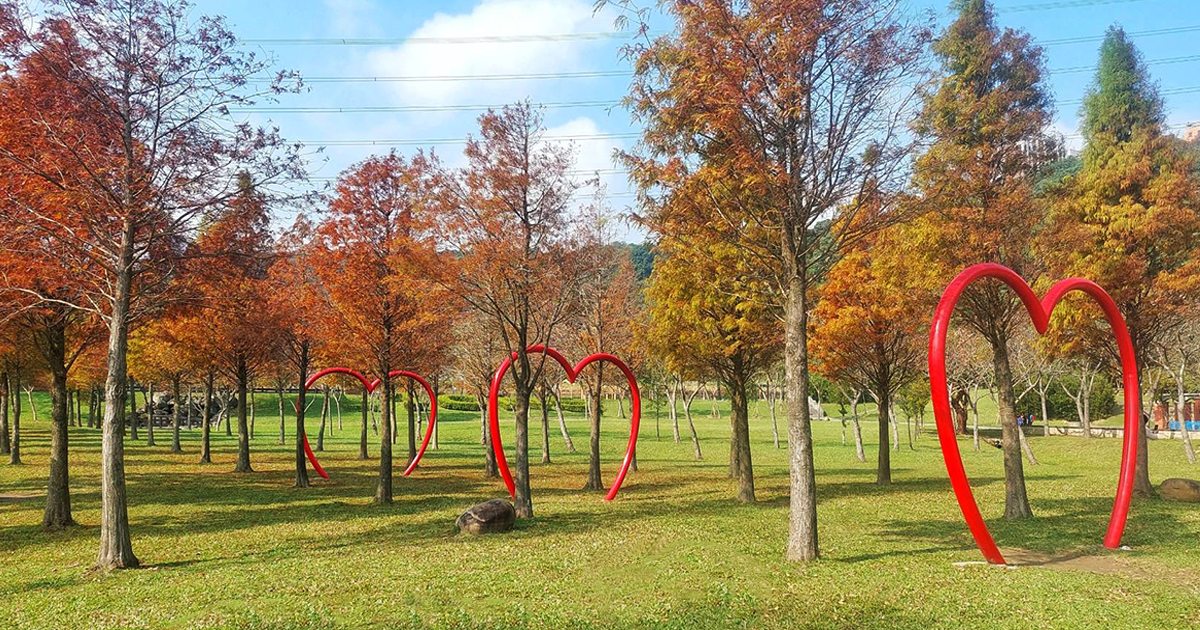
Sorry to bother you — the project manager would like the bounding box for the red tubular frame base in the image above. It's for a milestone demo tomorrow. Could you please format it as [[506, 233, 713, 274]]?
[[928, 263, 1139, 565], [297, 367, 438, 480], [488, 345, 641, 502]]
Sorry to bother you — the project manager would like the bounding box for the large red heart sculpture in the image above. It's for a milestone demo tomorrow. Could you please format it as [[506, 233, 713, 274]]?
[[929, 263, 1140, 565], [298, 367, 437, 480], [488, 345, 640, 502]]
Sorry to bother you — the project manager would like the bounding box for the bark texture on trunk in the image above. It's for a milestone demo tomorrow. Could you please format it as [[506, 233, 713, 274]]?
[[406, 380, 417, 467], [990, 335, 1032, 519], [784, 273, 818, 562], [876, 388, 891, 485], [1133, 356, 1154, 497], [43, 326, 74, 530], [294, 345, 311, 488], [539, 384, 551, 464], [96, 218, 138, 569], [8, 372, 20, 464], [553, 385, 575, 452], [729, 377, 755, 503], [234, 357, 253, 473], [584, 370, 604, 491], [376, 366, 394, 504], [199, 372, 213, 464], [513, 383, 533, 517], [359, 384, 369, 460], [170, 376, 182, 453]]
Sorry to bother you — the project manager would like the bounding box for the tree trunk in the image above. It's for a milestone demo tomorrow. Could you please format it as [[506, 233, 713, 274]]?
[[851, 413, 865, 463], [584, 368, 604, 491], [617, 394, 626, 419], [876, 388, 891, 485], [170, 376, 182, 453], [317, 387, 328, 452], [42, 321, 74, 530], [513, 379, 533, 518], [683, 383, 703, 460], [87, 386, 96, 429], [234, 357, 253, 473], [1176, 376, 1196, 464], [539, 383, 551, 464], [95, 217, 138, 569], [1133, 354, 1155, 497], [294, 344, 311, 488], [729, 376, 755, 503], [186, 384, 193, 430], [145, 384, 156, 446], [553, 384, 575, 452], [890, 408, 899, 452], [406, 380, 417, 467], [276, 383, 285, 445], [199, 372, 213, 464], [0, 370, 9, 455], [972, 401, 981, 451], [128, 379, 138, 441], [481, 397, 498, 478], [9, 371, 21, 465], [990, 334, 1032, 519], [1018, 423, 1038, 466], [767, 385, 780, 449], [359, 383, 369, 460], [783, 269, 819, 561], [374, 369, 393, 506], [250, 388, 256, 440], [1040, 388, 1050, 437], [668, 379, 680, 443]]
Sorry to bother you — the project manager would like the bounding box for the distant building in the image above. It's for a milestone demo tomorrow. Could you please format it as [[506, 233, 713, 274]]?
[[1184, 123, 1200, 143]]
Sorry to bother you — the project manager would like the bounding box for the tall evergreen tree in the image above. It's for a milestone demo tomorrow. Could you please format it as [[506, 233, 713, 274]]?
[[904, 0, 1057, 519], [1048, 26, 1200, 497]]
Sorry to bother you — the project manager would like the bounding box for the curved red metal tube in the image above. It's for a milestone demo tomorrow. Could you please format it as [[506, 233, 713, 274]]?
[[928, 263, 1139, 565], [488, 345, 641, 502], [296, 367, 438, 480]]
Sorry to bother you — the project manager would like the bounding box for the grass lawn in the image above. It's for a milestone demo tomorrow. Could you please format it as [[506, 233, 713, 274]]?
[[1, 391, 1199, 629]]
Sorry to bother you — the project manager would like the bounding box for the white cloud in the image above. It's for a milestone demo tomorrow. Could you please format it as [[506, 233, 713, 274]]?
[[365, 0, 606, 106]]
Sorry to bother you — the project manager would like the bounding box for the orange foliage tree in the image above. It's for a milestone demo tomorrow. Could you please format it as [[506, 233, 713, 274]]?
[[439, 102, 594, 518], [608, 0, 931, 560], [314, 151, 449, 505], [810, 225, 930, 485]]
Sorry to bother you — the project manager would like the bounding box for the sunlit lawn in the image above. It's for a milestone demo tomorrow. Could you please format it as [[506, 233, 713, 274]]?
[[1, 391, 1198, 629]]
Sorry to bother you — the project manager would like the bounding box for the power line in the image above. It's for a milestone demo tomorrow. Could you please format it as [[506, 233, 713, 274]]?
[[255, 70, 632, 84], [233, 100, 620, 115], [1000, 0, 1154, 12], [1060, 85, 1200, 105], [303, 134, 638, 147], [1039, 24, 1200, 46], [241, 31, 654, 47], [1051, 54, 1200, 75]]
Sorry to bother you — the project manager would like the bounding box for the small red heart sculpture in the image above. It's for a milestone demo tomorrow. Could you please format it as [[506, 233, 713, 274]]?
[[488, 345, 640, 502], [298, 367, 437, 480], [929, 263, 1140, 565]]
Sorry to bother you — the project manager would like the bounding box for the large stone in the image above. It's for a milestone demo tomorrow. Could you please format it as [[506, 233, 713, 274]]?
[[1160, 478, 1200, 503], [456, 499, 516, 535]]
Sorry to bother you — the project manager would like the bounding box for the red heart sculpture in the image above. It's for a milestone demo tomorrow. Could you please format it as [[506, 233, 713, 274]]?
[[488, 345, 640, 502], [929, 263, 1140, 565], [298, 367, 437, 480]]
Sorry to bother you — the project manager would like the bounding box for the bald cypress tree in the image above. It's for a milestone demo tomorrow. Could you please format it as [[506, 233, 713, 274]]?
[[905, 0, 1056, 519], [1050, 26, 1200, 498]]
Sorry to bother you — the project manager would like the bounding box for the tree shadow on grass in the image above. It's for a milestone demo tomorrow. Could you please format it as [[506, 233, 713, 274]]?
[[865, 494, 1200, 562]]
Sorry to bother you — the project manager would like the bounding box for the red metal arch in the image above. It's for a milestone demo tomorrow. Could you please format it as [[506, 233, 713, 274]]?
[[928, 263, 1139, 565], [488, 345, 641, 502], [298, 367, 438, 479]]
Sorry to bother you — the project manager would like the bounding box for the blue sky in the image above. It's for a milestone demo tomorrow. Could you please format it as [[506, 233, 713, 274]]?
[[205, 0, 1200, 240]]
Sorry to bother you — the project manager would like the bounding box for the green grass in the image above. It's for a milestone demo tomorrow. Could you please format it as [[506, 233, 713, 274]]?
[[1, 391, 1198, 629]]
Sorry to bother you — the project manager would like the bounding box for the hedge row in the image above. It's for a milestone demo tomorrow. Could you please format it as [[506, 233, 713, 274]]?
[[436, 395, 589, 414]]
